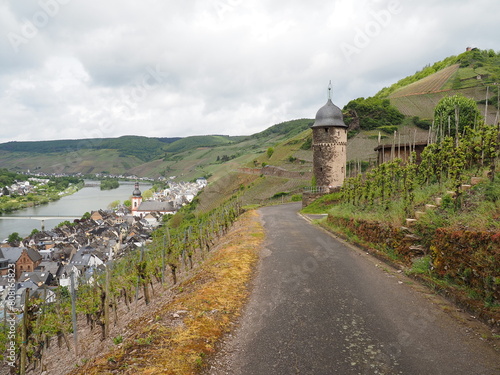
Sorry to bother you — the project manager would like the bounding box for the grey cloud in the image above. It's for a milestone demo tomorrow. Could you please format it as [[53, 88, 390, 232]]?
[[0, 0, 500, 143]]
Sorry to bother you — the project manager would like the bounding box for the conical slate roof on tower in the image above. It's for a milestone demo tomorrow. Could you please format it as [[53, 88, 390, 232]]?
[[311, 99, 347, 128]]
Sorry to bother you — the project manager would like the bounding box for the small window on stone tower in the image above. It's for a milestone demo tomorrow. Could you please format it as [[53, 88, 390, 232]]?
[[324, 128, 329, 132]]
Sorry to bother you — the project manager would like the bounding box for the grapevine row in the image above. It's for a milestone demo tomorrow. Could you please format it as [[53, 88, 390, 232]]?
[[342, 123, 500, 211], [1, 197, 243, 372]]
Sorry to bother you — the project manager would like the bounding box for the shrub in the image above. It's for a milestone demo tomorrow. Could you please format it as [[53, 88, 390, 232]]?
[[377, 125, 399, 134], [344, 97, 404, 130], [272, 192, 289, 198], [267, 147, 274, 158], [300, 137, 312, 150], [483, 180, 500, 202], [113, 336, 123, 345], [412, 116, 432, 130]]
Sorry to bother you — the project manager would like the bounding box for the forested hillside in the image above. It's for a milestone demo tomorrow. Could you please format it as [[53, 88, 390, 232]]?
[[0, 136, 180, 162]]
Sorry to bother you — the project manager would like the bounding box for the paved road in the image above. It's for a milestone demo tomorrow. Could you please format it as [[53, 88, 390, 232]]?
[[208, 203, 500, 375]]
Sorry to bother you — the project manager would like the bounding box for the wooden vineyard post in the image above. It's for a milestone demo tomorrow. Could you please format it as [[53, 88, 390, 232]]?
[[182, 232, 187, 269], [187, 227, 193, 269], [198, 224, 205, 258], [162, 234, 166, 284], [104, 264, 110, 339], [70, 270, 78, 355], [135, 246, 144, 311], [20, 288, 29, 375]]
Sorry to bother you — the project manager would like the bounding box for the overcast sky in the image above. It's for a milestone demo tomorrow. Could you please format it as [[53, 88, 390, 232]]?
[[0, 0, 499, 143]]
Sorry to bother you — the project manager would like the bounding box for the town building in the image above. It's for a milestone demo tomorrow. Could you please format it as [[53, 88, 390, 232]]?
[[131, 182, 143, 215], [0, 247, 42, 277], [133, 200, 176, 217], [130, 182, 177, 217]]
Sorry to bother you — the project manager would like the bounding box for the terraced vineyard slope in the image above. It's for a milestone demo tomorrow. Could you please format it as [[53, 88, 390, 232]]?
[[380, 48, 500, 123]]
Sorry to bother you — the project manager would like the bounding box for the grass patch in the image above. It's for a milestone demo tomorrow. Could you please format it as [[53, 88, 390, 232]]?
[[242, 204, 261, 210], [72, 210, 264, 375], [407, 256, 432, 275], [302, 192, 342, 214]]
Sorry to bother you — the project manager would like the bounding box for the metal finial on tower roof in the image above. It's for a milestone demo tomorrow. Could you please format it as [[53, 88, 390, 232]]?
[[328, 80, 332, 100]]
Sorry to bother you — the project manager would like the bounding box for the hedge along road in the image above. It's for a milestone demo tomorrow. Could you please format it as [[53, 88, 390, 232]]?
[[207, 202, 500, 375]]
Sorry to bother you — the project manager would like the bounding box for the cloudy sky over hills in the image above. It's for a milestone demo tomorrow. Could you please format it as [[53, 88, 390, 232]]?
[[0, 0, 499, 143]]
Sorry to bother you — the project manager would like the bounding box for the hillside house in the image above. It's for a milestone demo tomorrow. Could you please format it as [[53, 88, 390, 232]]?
[[374, 142, 428, 164]]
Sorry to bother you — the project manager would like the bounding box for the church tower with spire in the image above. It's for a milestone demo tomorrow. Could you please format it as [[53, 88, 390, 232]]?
[[311, 82, 347, 188], [131, 182, 142, 215]]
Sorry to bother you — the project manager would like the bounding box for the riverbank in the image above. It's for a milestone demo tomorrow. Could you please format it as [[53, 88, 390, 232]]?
[[0, 181, 150, 241], [0, 182, 84, 215]]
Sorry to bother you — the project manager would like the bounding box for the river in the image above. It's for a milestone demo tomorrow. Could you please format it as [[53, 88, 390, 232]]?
[[0, 181, 152, 241]]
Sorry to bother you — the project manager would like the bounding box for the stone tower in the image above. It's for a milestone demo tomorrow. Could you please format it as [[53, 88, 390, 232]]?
[[311, 85, 347, 188], [131, 182, 142, 215]]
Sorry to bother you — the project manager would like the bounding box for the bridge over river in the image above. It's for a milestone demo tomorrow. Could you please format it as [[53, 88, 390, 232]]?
[[0, 180, 152, 240], [0, 216, 81, 231], [84, 182, 101, 187]]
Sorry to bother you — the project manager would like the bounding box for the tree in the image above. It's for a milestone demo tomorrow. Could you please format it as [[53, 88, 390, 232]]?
[[267, 147, 274, 158], [142, 189, 153, 200], [7, 232, 22, 246], [108, 200, 120, 209], [100, 178, 119, 190], [56, 221, 72, 228], [344, 97, 404, 130], [434, 94, 481, 139]]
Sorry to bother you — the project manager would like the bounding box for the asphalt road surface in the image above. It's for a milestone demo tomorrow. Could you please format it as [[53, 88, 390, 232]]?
[[207, 203, 500, 375]]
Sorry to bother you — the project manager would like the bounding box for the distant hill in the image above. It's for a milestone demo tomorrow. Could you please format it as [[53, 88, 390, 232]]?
[[0, 119, 314, 178], [163, 135, 242, 154], [376, 48, 500, 122], [249, 118, 313, 140], [0, 136, 181, 162], [2, 49, 499, 178]]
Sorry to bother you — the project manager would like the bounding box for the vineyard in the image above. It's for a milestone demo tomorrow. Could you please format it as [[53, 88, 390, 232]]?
[[389, 64, 460, 98], [341, 121, 499, 224], [321, 120, 500, 320], [389, 86, 496, 120], [383, 49, 500, 123], [0, 197, 244, 374]]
